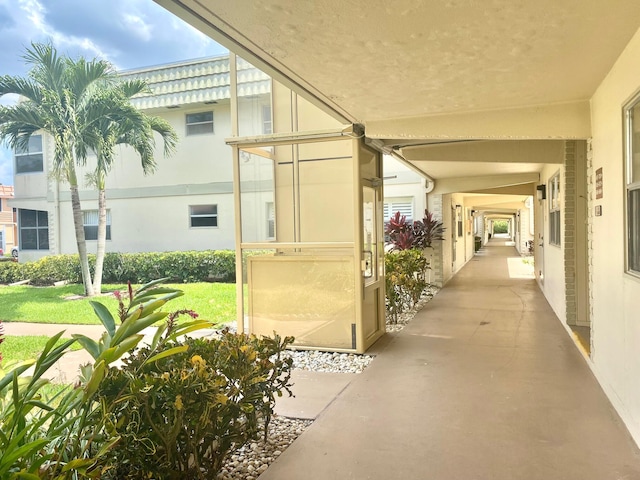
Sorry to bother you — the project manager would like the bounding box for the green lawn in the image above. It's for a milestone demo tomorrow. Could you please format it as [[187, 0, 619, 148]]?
[[0, 335, 82, 365], [0, 283, 236, 325]]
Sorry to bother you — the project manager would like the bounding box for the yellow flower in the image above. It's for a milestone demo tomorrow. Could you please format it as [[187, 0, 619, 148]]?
[[160, 372, 170, 381], [191, 354, 206, 367], [215, 393, 228, 405], [175, 395, 183, 411]]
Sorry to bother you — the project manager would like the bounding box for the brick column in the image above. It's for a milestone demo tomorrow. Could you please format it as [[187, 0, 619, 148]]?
[[564, 141, 577, 326], [428, 193, 444, 287]]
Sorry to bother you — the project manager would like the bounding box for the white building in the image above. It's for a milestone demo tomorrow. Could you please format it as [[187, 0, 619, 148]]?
[[10, 56, 273, 262]]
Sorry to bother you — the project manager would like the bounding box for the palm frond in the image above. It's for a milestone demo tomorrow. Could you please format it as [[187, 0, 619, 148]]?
[[23, 41, 66, 95], [0, 76, 44, 103], [147, 116, 178, 157], [118, 79, 150, 99]]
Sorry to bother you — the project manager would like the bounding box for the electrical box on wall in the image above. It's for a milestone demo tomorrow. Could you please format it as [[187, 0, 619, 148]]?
[[595, 205, 602, 216]]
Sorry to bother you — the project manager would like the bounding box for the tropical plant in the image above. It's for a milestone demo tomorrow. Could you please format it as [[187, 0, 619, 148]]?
[[385, 209, 445, 251], [385, 249, 430, 323], [0, 42, 177, 296], [0, 279, 210, 478], [82, 89, 177, 294], [97, 331, 294, 479], [413, 209, 446, 249]]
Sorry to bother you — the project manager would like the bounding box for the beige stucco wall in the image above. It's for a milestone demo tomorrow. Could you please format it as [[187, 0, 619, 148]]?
[[57, 193, 235, 254], [589, 25, 640, 444]]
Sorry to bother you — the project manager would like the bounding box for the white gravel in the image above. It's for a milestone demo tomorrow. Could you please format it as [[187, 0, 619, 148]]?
[[283, 350, 374, 374], [217, 416, 312, 480]]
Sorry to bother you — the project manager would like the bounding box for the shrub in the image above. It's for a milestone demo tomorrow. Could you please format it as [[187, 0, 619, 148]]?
[[0, 261, 22, 285], [493, 220, 509, 234], [385, 209, 444, 251], [385, 249, 430, 323], [0, 250, 237, 286], [97, 331, 294, 479]]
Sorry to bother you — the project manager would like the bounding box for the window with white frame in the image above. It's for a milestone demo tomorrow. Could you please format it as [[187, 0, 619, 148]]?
[[549, 172, 561, 246], [190, 205, 218, 227], [83, 210, 111, 241], [266, 202, 275, 239], [18, 209, 48, 250], [186, 111, 214, 135], [383, 198, 414, 223], [15, 134, 43, 174], [625, 97, 640, 274], [262, 105, 273, 135]]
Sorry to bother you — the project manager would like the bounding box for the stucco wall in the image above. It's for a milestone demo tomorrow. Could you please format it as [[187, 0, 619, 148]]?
[[537, 164, 566, 322], [589, 24, 640, 444], [57, 193, 235, 254]]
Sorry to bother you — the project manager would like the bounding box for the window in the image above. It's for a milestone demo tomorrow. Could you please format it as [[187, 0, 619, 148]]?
[[266, 202, 275, 239], [625, 98, 640, 273], [262, 105, 273, 134], [15, 134, 43, 174], [186, 111, 213, 135], [83, 210, 111, 241], [190, 205, 217, 227], [383, 198, 413, 222], [549, 172, 561, 246], [18, 209, 48, 250]]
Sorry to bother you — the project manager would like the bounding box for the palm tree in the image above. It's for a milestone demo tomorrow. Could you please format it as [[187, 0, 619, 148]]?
[[82, 86, 177, 293], [0, 42, 177, 295]]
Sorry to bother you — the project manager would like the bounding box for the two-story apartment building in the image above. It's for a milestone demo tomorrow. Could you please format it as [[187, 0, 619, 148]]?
[[10, 55, 273, 262]]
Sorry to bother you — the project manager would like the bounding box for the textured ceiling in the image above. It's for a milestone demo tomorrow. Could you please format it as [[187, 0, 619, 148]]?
[[160, 0, 640, 124]]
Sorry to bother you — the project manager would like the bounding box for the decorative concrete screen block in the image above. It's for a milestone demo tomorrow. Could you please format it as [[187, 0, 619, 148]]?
[[248, 254, 356, 350]]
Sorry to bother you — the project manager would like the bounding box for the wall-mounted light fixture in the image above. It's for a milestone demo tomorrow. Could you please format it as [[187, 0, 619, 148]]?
[[536, 184, 547, 201]]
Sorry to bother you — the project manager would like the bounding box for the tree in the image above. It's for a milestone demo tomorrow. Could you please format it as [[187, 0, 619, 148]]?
[[0, 42, 177, 295], [83, 89, 177, 293]]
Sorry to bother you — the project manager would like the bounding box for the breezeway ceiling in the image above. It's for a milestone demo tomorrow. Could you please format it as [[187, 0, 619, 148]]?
[[155, 0, 640, 183], [156, 0, 640, 125]]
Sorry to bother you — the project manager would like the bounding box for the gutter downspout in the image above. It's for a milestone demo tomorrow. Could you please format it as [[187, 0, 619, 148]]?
[[388, 148, 435, 193]]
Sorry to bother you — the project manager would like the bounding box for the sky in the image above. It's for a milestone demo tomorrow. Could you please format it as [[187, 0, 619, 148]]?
[[0, 0, 228, 185]]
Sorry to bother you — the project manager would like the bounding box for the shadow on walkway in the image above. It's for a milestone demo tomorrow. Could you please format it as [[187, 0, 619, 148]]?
[[259, 242, 640, 480]]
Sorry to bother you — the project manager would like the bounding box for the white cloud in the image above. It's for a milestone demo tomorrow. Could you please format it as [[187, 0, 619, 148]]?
[[122, 13, 152, 42]]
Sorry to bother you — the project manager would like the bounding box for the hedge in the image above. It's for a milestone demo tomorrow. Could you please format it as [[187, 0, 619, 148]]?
[[0, 250, 236, 286]]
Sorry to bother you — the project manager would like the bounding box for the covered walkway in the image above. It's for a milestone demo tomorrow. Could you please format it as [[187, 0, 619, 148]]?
[[260, 241, 640, 480]]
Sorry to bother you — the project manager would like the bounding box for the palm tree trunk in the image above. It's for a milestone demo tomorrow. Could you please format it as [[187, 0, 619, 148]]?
[[69, 184, 95, 296], [92, 185, 107, 294]]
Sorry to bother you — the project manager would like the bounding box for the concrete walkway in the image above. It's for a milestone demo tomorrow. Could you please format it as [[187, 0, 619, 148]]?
[[259, 241, 640, 480]]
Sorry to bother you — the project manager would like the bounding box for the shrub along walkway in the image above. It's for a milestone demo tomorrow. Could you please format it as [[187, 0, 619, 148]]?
[[259, 240, 640, 480]]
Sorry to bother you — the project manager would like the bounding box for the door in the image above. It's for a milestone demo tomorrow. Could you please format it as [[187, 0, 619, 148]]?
[[359, 143, 385, 351]]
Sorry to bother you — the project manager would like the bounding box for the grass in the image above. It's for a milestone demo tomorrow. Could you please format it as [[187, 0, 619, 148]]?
[[0, 335, 82, 365], [0, 282, 236, 325]]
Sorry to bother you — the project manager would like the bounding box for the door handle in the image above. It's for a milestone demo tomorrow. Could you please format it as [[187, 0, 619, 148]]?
[[362, 250, 373, 278]]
